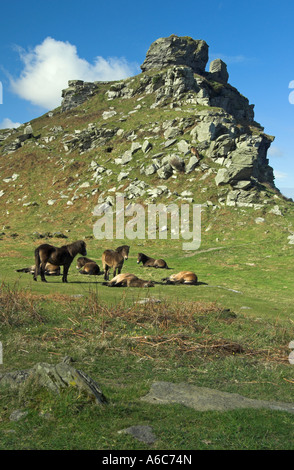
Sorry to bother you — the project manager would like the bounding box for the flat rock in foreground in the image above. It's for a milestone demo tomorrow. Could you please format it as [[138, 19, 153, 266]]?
[[141, 381, 294, 414]]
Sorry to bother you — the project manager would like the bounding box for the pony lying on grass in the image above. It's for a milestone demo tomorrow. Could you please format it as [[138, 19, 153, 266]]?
[[137, 252, 169, 269], [103, 273, 154, 288]]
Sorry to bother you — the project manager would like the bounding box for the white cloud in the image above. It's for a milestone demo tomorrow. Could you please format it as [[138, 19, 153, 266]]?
[[0, 117, 21, 129], [10, 37, 139, 109], [209, 53, 249, 64], [268, 146, 284, 158], [274, 170, 288, 180]]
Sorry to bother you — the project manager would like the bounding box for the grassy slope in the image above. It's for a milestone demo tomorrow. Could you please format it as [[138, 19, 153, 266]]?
[[0, 75, 294, 450]]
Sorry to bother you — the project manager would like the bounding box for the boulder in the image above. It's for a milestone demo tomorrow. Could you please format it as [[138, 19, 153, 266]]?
[[185, 155, 199, 173], [209, 59, 229, 83], [157, 164, 173, 179]]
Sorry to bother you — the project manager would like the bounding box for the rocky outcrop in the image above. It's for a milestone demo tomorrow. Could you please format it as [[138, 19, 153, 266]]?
[[0, 357, 107, 405], [61, 80, 100, 111], [62, 124, 118, 153], [2, 123, 34, 154], [140, 35, 209, 74]]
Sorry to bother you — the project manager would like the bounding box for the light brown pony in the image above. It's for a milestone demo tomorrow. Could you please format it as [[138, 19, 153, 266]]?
[[102, 245, 130, 280], [104, 273, 154, 288], [16, 263, 60, 276], [137, 252, 169, 269], [33, 240, 87, 283], [162, 271, 198, 285]]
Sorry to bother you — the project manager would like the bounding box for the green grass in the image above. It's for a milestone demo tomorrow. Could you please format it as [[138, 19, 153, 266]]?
[[0, 228, 294, 450], [0, 285, 293, 450]]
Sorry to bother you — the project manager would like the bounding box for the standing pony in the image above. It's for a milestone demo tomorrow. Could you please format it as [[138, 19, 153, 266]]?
[[102, 245, 130, 280], [33, 240, 87, 283]]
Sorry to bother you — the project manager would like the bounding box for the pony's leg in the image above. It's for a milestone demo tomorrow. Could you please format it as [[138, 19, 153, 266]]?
[[40, 262, 47, 282], [62, 265, 69, 283], [104, 266, 109, 281]]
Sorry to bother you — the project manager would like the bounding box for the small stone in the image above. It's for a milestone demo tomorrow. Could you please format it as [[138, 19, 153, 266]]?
[[9, 410, 28, 422]]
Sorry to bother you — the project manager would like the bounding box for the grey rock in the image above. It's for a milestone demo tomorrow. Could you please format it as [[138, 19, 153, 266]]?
[[9, 410, 28, 422], [24, 124, 33, 136], [191, 121, 217, 142], [142, 140, 153, 153], [121, 150, 133, 165], [209, 59, 229, 83], [157, 164, 173, 179], [131, 142, 142, 154], [226, 189, 258, 207], [141, 35, 208, 74], [177, 139, 190, 155], [144, 163, 158, 176], [117, 171, 130, 182], [102, 110, 117, 120], [119, 425, 157, 445], [61, 80, 99, 111], [142, 381, 294, 414], [269, 205, 283, 216], [164, 126, 182, 140], [0, 361, 107, 406], [185, 155, 199, 173], [164, 138, 177, 148], [255, 217, 265, 224]]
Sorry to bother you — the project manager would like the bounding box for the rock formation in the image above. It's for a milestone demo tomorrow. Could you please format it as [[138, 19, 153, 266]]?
[[140, 35, 209, 74], [61, 80, 100, 111], [0, 34, 279, 211]]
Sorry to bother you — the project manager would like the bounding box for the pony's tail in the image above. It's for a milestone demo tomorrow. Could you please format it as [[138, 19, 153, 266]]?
[[33, 248, 40, 281]]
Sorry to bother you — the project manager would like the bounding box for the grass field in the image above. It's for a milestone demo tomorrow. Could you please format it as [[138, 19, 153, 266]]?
[[0, 218, 294, 450]]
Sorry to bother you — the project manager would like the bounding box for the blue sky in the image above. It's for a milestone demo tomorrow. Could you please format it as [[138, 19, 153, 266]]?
[[0, 0, 293, 197]]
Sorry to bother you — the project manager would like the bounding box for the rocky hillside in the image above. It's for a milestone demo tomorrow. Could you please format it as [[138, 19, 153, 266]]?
[[0, 34, 291, 240]]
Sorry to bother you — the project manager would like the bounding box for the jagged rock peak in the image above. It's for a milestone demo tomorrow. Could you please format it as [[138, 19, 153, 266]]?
[[140, 35, 209, 74]]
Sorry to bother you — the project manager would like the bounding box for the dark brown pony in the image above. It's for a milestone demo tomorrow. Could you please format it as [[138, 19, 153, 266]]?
[[137, 252, 169, 269], [33, 240, 87, 282], [104, 273, 154, 288], [102, 245, 130, 280], [16, 263, 60, 276]]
